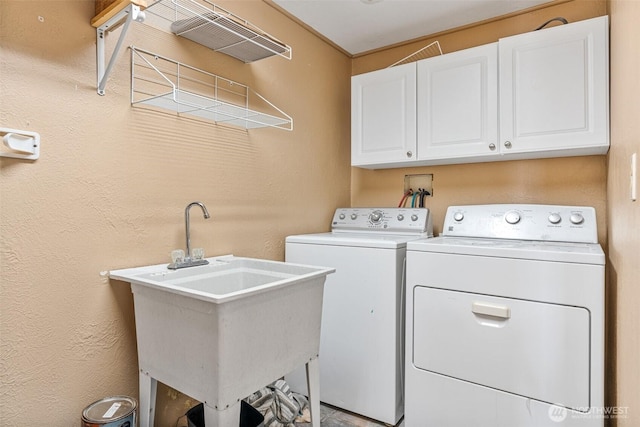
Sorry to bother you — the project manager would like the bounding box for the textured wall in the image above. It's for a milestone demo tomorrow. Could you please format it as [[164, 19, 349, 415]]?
[[0, 1, 350, 425], [608, 0, 640, 425]]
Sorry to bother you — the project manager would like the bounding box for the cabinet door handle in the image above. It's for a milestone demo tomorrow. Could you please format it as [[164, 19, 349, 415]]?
[[472, 302, 511, 319], [504, 141, 512, 149], [488, 143, 496, 151], [406, 151, 413, 158]]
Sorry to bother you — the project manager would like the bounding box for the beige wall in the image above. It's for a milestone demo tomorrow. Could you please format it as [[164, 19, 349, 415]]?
[[608, 0, 640, 425], [2, 0, 639, 425], [0, 1, 350, 425]]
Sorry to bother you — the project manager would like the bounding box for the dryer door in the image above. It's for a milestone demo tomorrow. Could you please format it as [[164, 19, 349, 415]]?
[[412, 286, 590, 410]]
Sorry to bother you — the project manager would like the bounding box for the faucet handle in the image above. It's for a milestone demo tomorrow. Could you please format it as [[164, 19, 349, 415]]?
[[191, 248, 205, 261], [171, 249, 185, 264]]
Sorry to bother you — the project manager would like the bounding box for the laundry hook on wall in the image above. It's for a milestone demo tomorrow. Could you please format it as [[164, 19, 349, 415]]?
[[0, 127, 40, 160]]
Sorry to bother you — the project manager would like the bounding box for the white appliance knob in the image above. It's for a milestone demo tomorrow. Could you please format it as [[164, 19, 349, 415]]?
[[548, 213, 562, 224], [397, 214, 404, 221], [350, 213, 358, 220], [570, 213, 584, 224], [505, 210, 521, 224], [453, 212, 464, 222], [411, 214, 419, 221], [339, 213, 346, 220]]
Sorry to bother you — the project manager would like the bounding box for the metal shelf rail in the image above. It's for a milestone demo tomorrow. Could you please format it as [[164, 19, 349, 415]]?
[[144, 0, 292, 62], [130, 46, 293, 130]]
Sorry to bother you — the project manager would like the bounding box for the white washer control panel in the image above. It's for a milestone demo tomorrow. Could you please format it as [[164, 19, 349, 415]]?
[[442, 204, 598, 243], [332, 207, 433, 236]]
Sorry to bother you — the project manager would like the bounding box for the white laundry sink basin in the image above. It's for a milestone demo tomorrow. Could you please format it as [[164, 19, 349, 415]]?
[[110, 255, 331, 303], [109, 255, 334, 427]]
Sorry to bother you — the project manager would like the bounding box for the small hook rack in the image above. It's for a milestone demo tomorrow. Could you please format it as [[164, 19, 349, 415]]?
[[0, 128, 40, 160]]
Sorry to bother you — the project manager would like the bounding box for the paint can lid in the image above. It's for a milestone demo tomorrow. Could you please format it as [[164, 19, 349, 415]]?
[[82, 396, 137, 422]]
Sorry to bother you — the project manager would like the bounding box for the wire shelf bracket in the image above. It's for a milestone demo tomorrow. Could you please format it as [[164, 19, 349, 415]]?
[[94, 2, 147, 96]]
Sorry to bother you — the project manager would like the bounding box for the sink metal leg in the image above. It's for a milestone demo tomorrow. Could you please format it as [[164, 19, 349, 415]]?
[[306, 357, 321, 427], [203, 401, 241, 427], [138, 370, 157, 427]]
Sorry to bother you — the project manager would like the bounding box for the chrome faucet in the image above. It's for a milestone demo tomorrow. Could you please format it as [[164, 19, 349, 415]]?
[[168, 201, 211, 270]]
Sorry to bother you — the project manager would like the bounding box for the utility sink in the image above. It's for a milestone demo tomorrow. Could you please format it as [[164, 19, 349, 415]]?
[[110, 255, 332, 304], [110, 255, 334, 427]]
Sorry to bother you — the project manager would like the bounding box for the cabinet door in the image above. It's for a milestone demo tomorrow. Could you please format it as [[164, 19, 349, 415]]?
[[417, 43, 498, 162], [351, 63, 416, 168], [499, 16, 609, 156]]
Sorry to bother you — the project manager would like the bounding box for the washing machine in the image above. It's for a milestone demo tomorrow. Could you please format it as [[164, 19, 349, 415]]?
[[405, 204, 605, 427], [285, 207, 433, 425]]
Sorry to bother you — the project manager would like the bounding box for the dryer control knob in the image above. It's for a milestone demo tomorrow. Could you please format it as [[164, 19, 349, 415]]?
[[350, 214, 358, 220], [548, 213, 562, 224], [397, 214, 405, 221], [505, 210, 521, 224], [570, 213, 584, 225], [453, 212, 464, 222], [411, 214, 419, 222], [339, 213, 346, 220]]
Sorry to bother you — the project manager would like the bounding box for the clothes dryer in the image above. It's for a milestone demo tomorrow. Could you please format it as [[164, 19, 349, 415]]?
[[405, 204, 604, 427]]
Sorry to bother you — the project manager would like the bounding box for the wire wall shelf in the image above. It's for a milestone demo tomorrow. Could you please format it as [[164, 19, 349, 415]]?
[[130, 47, 293, 130], [143, 0, 292, 62], [91, 0, 291, 95]]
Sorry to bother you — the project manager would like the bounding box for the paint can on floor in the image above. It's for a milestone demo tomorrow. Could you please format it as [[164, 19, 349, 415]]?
[[81, 396, 137, 427]]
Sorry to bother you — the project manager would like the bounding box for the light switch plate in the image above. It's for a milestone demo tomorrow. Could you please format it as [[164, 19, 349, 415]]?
[[632, 153, 637, 202]]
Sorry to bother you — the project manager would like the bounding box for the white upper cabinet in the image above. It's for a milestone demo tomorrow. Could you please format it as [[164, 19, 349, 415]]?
[[417, 43, 498, 163], [351, 15, 609, 169], [498, 16, 609, 157], [351, 62, 416, 167]]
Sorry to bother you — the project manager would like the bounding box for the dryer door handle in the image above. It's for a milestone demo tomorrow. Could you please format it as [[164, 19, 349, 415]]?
[[472, 302, 511, 319]]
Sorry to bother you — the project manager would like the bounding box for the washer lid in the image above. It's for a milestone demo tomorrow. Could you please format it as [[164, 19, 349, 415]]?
[[407, 236, 605, 265], [286, 232, 424, 249]]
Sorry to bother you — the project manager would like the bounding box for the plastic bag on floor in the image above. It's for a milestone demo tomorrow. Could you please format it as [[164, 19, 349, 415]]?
[[246, 380, 303, 427]]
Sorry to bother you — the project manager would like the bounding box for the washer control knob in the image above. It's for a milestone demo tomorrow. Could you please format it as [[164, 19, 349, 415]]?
[[369, 211, 383, 223], [453, 212, 464, 222], [505, 210, 521, 224], [350, 213, 358, 220], [338, 213, 345, 220], [397, 214, 405, 221], [410, 214, 419, 222], [570, 213, 585, 225], [548, 213, 562, 224]]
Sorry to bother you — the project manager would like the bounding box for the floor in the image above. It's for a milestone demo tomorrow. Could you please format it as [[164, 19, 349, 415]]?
[[294, 404, 405, 427]]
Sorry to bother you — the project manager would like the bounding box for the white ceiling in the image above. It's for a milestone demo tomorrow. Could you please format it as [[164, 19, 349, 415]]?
[[272, 0, 553, 55]]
